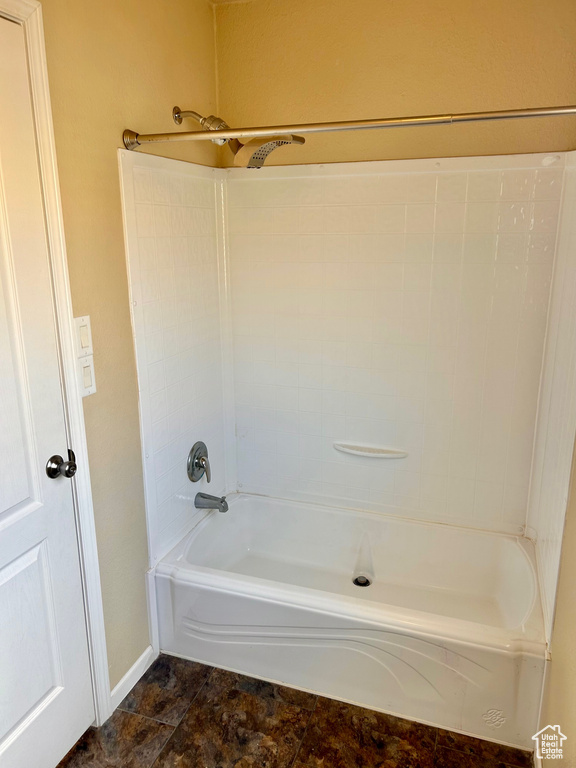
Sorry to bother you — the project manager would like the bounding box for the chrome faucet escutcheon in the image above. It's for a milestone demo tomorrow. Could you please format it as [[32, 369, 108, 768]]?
[[187, 441, 211, 483]]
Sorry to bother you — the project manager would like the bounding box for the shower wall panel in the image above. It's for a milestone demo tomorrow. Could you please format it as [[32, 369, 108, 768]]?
[[528, 156, 576, 639], [226, 155, 563, 534], [120, 152, 226, 565]]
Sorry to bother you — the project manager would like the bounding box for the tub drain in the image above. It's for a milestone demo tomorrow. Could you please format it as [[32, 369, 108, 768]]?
[[353, 575, 372, 587]]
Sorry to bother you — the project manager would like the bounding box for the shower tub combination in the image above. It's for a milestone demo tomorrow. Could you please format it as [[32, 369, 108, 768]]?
[[119, 147, 575, 754], [156, 494, 545, 749]]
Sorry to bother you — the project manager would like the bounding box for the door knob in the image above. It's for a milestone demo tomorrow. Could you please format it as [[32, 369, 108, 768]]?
[[46, 449, 77, 479]]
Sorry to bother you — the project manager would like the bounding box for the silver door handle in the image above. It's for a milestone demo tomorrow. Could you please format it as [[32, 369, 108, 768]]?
[[46, 449, 77, 479]]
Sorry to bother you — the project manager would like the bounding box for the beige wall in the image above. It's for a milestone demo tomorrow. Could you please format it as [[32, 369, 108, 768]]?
[[215, 0, 576, 167], [541, 450, 576, 765], [41, 0, 218, 687]]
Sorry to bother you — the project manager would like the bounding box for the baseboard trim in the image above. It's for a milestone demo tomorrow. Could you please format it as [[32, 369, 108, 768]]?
[[109, 645, 157, 712]]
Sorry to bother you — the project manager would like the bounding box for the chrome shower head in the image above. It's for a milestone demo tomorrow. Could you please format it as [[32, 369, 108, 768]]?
[[232, 135, 306, 169], [171, 107, 305, 166], [173, 107, 231, 145]]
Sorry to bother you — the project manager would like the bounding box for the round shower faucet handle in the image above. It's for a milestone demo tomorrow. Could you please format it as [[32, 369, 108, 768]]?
[[187, 441, 211, 483]]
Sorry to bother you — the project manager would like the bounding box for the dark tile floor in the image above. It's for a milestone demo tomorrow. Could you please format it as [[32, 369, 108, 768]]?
[[57, 654, 533, 768]]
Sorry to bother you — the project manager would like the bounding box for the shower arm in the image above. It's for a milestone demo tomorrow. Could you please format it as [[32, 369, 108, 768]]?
[[172, 108, 205, 125], [123, 104, 576, 150]]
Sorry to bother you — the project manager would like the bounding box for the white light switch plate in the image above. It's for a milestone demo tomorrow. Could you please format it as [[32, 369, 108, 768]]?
[[78, 355, 96, 397], [74, 315, 93, 358]]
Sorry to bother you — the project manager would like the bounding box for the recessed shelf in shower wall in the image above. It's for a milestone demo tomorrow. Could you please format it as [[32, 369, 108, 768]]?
[[333, 443, 408, 459]]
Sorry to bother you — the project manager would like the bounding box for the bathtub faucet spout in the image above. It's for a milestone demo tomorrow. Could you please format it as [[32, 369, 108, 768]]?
[[194, 492, 229, 513]]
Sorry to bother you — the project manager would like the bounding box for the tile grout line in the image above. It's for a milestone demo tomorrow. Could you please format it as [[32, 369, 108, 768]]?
[[115, 706, 178, 729], [138, 665, 218, 768], [148, 720, 181, 768], [287, 695, 320, 768], [118, 662, 217, 729], [145, 723, 176, 768], [171, 664, 217, 728]]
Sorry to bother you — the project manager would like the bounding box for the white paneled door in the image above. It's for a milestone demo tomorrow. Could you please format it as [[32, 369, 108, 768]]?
[[0, 16, 94, 768]]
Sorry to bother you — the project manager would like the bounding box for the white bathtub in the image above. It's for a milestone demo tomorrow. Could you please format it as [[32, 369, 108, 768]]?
[[155, 494, 545, 748]]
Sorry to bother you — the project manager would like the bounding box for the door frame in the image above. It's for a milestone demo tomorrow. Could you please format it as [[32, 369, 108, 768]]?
[[0, 0, 111, 725]]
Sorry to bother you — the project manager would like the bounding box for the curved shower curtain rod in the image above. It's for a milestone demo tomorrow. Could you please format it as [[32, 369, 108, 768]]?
[[123, 104, 576, 150]]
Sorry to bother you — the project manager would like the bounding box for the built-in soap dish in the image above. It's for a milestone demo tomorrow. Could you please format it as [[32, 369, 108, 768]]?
[[333, 442, 408, 459]]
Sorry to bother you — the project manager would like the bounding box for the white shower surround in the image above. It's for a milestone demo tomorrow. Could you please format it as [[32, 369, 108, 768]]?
[[119, 156, 227, 565], [119, 149, 576, 747], [227, 158, 561, 536]]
